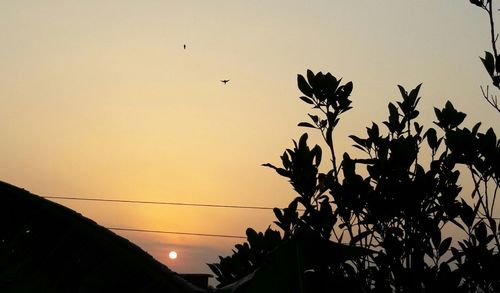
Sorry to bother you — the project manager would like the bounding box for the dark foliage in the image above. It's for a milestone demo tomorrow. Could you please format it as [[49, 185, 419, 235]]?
[[209, 69, 500, 292], [209, 3, 500, 291]]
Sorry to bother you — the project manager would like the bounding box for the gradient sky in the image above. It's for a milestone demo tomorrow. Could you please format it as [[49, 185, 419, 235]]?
[[1, 0, 499, 275]]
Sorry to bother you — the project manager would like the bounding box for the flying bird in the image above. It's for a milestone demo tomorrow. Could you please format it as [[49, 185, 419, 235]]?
[[221, 79, 230, 84], [183, 44, 186, 49]]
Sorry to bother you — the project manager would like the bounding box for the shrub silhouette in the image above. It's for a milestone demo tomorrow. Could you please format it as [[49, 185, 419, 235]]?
[[209, 70, 500, 292], [209, 3, 500, 291]]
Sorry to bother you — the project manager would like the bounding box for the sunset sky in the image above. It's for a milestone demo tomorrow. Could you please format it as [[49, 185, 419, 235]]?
[[1, 1, 499, 275]]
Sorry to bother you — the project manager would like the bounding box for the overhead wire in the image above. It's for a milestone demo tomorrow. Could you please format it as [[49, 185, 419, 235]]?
[[44, 195, 500, 219], [44, 195, 269, 240], [44, 195, 500, 240], [108, 227, 246, 239], [44, 195, 274, 210]]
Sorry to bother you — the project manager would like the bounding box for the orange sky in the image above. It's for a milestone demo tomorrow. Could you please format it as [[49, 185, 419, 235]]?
[[1, 1, 499, 275]]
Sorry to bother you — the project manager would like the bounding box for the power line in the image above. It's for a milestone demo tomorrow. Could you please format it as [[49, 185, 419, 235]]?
[[45, 196, 274, 210], [45, 195, 500, 220], [108, 227, 246, 239], [44, 196, 500, 240]]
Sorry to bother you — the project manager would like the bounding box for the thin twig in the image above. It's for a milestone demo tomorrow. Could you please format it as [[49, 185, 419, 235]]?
[[486, 0, 498, 61], [480, 85, 500, 113]]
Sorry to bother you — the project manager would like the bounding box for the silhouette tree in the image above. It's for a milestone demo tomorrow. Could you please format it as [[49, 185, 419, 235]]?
[[209, 70, 500, 292], [209, 2, 500, 291]]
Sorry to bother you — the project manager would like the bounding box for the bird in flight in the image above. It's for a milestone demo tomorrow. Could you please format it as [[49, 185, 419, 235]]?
[[221, 79, 230, 84], [183, 44, 186, 49]]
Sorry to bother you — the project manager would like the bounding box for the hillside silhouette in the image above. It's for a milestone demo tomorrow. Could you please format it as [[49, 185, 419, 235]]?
[[0, 181, 205, 293]]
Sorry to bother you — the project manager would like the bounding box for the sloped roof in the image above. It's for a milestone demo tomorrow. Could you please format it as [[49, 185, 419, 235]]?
[[0, 181, 205, 293]]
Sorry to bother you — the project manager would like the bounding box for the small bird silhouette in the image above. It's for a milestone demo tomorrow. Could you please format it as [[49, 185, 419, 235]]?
[[221, 79, 230, 84], [183, 44, 186, 49]]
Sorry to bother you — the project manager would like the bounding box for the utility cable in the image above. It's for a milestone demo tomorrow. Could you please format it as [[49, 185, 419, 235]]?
[[45, 195, 500, 220], [108, 227, 246, 239], [43, 196, 500, 240], [45, 196, 274, 210]]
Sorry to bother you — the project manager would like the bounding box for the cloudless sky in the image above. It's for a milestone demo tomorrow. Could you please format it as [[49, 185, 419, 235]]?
[[1, 0, 499, 275]]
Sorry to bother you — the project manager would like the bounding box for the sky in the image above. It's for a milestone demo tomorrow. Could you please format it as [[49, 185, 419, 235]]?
[[1, 0, 499, 277]]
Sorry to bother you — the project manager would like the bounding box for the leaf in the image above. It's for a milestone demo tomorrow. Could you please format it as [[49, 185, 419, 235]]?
[[308, 114, 319, 123], [350, 230, 372, 245], [264, 228, 282, 247], [262, 163, 277, 170], [409, 110, 419, 119], [475, 221, 487, 244], [312, 145, 322, 166], [488, 216, 497, 235], [471, 122, 482, 135], [276, 168, 290, 177], [349, 135, 367, 147], [469, 0, 483, 7], [355, 158, 376, 164], [460, 201, 474, 227], [409, 83, 422, 102], [450, 247, 461, 260], [431, 227, 441, 249], [263, 163, 291, 177], [352, 144, 367, 153], [449, 218, 465, 231], [343, 81, 353, 96], [388, 102, 399, 119], [454, 112, 467, 128], [485, 127, 497, 147], [332, 118, 340, 128], [288, 198, 298, 211], [319, 119, 327, 128], [307, 69, 316, 87], [426, 128, 438, 150], [414, 122, 423, 135], [273, 208, 284, 222], [397, 85, 407, 98], [496, 53, 500, 74], [325, 72, 339, 93], [366, 122, 379, 140], [298, 122, 316, 128], [299, 96, 314, 105], [207, 263, 222, 278], [436, 101, 467, 129], [493, 76, 500, 87], [439, 237, 452, 257], [425, 243, 435, 258], [434, 107, 443, 128], [481, 51, 495, 77], [246, 228, 259, 246], [281, 152, 291, 169], [297, 74, 313, 97], [298, 133, 308, 149]]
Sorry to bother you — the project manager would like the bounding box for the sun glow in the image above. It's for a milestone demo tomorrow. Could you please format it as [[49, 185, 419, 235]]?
[[168, 251, 178, 260]]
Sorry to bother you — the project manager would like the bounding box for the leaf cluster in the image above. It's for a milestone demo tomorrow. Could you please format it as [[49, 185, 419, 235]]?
[[210, 70, 500, 292], [208, 228, 282, 285]]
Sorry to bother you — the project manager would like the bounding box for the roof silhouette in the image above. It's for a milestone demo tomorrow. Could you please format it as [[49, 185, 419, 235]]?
[[0, 181, 206, 293]]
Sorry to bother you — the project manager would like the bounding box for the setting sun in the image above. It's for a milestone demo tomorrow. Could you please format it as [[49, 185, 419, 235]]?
[[168, 251, 178, 260]]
